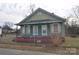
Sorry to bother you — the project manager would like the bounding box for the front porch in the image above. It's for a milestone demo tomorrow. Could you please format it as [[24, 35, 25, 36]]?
[[16, 24, 51, 43], [18, 23, 63, 37], [20, 24, 51, 37]]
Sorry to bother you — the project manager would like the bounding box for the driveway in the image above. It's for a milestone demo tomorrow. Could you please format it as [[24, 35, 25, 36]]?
[[0, 48, 53, 55]]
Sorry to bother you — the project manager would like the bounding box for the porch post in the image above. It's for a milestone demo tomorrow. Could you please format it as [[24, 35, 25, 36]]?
[[24, 25, 26, 35]]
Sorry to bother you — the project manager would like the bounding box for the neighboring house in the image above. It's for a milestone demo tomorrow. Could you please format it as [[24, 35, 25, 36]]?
[[16, 8, 65, 42], [2, 25, 13, 33]]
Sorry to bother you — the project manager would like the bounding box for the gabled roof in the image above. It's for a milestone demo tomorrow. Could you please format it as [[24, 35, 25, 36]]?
[[17, 8, 65, 25]]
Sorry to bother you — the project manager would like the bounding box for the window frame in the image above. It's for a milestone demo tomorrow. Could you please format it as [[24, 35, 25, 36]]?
[[41, 25, 47, 36], [53, 23, 58, 33]]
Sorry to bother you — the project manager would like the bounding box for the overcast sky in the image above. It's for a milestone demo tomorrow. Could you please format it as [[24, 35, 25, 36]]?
[[0, 0, 79, 26]]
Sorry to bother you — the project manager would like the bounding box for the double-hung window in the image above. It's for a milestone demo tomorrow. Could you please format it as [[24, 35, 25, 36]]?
[[54, 23, 58, 33], [42, 25, 47, 36]]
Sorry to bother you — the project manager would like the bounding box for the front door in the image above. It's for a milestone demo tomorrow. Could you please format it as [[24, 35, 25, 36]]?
[[33, 25, 38, 36], [26, 25, 30, 35]]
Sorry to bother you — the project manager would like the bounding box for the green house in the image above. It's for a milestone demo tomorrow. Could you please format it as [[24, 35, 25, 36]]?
[[17, 8, 65, 37]]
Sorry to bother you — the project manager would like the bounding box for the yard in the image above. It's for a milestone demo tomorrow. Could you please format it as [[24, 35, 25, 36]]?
[[0, 34, 79, 48], [0, 34, 79, 54], [63, 37, 79, 48]]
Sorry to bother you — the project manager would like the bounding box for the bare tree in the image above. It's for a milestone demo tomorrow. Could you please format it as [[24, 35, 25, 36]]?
[[69, 6, 79, 25], [66, 6, 79, 37], [3, 22, 14, 28], [2, 22, 14, 34], [72, 6, 79, 20], [66, 6, 79, 26]]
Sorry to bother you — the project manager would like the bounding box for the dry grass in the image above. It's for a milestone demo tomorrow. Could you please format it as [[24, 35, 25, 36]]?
[[0, 34, 79, 54], [63, 37, 79, 48], [0, 34, 16, 44], [1, 34, 79, 48]]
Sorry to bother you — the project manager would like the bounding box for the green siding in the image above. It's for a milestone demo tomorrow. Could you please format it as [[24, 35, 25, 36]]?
[[38, 24, 42, 36], [25, 25, 26, 35], [24, 23, 64, 37], [47, 24, 50, 35], [61, 23, 65, 36], [30, 25, 33, 36], [29, 12, 53, 20], [24, 23, 64, 36]]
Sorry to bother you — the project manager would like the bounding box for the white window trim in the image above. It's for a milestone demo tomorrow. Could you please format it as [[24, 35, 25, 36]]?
[[53, 23, 61, 34], [58, 23, 61, 33], [41, 25, 47, 36], [53, 23, 58, 33], [21, 26, 25, 34], [33, 25, 38, 36]]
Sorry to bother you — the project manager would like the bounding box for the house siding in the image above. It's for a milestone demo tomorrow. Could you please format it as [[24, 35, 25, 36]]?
[[20, 23, 64, 37], [29, 12, 53, 20], [28, 12, 62, 22], [30, 25, 33, 36], [47, 24, 50, 35], [38, 24, 41, 36], [58, 23, 61, 33], [61, 23, 65, 37]]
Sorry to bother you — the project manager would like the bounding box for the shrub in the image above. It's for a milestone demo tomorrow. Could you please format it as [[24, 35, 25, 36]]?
[[49, 34, 65, 47]]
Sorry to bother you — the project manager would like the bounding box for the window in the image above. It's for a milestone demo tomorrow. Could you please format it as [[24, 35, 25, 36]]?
[[33, 25, 38, 36], [42, 25, 47, 36], [54, 23, 58, 33]]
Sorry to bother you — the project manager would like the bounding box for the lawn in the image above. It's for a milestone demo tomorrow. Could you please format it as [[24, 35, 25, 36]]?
[[1, 34, 79, 54], [1, 34, 79, 48], [63, 37, 79, 48]]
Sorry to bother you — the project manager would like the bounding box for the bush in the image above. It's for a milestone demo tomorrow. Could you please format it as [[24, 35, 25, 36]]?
[[49, 34, 65, 47]]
